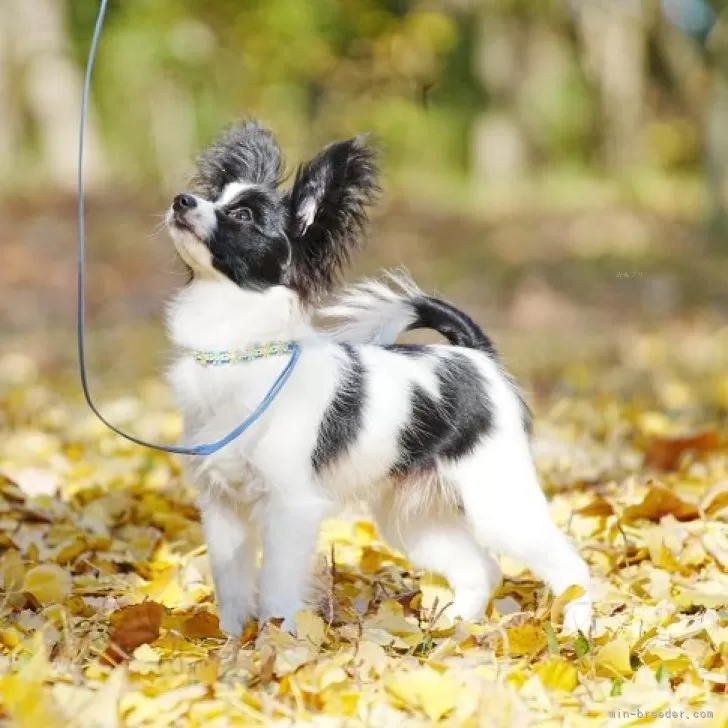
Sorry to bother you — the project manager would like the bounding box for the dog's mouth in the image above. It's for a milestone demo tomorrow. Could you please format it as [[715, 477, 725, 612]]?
[[168, 210, 206, 246], [170, 212, 195, 235]]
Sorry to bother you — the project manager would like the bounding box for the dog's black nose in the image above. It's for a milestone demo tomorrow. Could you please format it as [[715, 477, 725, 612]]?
[[173, 193, 196, 212]]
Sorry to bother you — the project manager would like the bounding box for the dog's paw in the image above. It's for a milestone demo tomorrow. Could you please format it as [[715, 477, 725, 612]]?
[[258, 610, 297, 636], [219, 604, 254, 638], [561, 595, 593, 636]]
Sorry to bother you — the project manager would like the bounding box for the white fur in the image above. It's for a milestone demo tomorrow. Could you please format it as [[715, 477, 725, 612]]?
[[166, 276, 592, 635], [298, 197, 318, 233], [166, 198, 221, 279], [319, 270, 422, 345], [217, 180, 256, 205]]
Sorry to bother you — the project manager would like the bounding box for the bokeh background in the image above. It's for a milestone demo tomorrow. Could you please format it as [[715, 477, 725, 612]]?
[[1, 0, 727, 405]]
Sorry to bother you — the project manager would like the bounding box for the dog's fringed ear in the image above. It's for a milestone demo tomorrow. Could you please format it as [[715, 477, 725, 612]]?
[[286, 136, 379, 302], [192, 120, 285, 199]]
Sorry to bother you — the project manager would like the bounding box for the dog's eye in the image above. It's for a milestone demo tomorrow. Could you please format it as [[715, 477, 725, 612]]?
[[230, 207, 253, 222]]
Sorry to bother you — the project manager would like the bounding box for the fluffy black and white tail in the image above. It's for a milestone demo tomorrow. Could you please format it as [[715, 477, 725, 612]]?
[[320, 271, 498, 358]]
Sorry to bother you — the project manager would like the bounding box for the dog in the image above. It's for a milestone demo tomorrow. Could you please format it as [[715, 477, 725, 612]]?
[[164, 120, 592, 636]]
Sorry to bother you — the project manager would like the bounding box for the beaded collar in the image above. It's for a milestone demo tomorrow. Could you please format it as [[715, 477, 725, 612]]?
[[191, 340, 296, 367]]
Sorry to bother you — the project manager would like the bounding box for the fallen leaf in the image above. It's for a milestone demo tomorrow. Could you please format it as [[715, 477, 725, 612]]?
[[504, 620, 547, 657], [699, 481, 728, 521], [102, 602, 164, 666], [576, 496, 614, 518], [644, 431, 720, 471], [622, 484, 698, 523], [53, 537, 87, 565], [21, 564, 72, 604], [259, 644, 276, 686], [0, 633, 63, 727], [194, 658, 219, 692], [386, 668, 459, 721], [535, 658, 579, 691], [391, 589, 421, 617], [0, 549, 25, 592], [181, 610, 221, 639], [595, 639, 633, 677], [295, 610, 326, 648]]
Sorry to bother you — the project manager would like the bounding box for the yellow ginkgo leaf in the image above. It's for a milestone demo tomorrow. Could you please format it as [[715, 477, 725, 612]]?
[[386, 668, 459, 722], [535, 658, 579, 692], [0, 549, 25, 593], [295, 610, 326, 648], [21, 564, 72, 604], [0, 675, 65, 728], [504, 620, 547, 656], [0, 633, 62, 728], [595, 639, 633, 677]]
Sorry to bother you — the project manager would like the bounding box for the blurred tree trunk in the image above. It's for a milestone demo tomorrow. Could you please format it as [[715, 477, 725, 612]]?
[[706, 72, 728, 233], [471, 11, 528, 184], [577, 2, 647, 169], [4, 0, 105, 189], [0, 0, 16, 180], [706, 17, 728, 241]]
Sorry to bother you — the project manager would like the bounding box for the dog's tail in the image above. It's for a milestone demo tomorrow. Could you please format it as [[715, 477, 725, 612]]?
[[319, 270, 497, 357]]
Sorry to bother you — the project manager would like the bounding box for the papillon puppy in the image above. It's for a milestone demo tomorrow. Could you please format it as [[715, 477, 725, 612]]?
[[165, 121, 592, 636]]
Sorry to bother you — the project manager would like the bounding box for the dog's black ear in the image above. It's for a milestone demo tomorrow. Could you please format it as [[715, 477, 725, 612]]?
[[193, 120, 284, 198], [286, 136, 379, 302]]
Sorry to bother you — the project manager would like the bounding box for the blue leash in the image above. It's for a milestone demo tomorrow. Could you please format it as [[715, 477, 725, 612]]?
[[77, 0, 300, 456]]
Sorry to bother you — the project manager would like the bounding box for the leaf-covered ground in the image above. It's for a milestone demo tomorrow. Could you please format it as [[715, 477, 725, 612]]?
[[1, 324, 728, 727]]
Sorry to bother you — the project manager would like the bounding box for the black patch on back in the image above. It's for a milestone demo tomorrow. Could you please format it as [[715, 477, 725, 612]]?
[[312, 345, 366, 472], [392, 353, 493, 475]]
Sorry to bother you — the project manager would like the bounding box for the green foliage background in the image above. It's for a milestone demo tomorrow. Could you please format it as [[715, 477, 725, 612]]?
[[7, 0, 718, 201]]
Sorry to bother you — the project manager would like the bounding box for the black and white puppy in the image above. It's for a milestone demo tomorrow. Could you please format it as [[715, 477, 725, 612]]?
[[165, 121, 592, 636]]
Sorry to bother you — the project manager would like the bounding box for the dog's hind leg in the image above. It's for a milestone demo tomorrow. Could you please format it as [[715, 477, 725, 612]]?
[[452, 436, 593, 634], [372, 495, 501, 623]]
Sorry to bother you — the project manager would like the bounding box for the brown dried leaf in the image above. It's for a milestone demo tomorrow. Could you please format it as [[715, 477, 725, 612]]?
[[102, 601, 164, 666], [391, 589, 422, 617], [622, 484, 698, 523], [181, 611, 221, 639], [259, 644, 276, 686], [575, 496, 614, 518], [644, 430, 720, 471]]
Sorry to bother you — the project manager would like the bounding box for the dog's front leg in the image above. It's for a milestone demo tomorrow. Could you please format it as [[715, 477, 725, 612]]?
[[258, 495, 329, 631], [199, 491, 259, 637]]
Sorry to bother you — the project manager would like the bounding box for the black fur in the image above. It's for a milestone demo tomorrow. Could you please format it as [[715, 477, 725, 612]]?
[[192, 120, 285, 199], [175, 120, 379, 300], [410, 296, 498, 358], [398, 295, 535, 435], [208, 188, 290, 289], [312, 345, 367, 472], [285, 137, 380, 303], [391, 353, 494, 475]]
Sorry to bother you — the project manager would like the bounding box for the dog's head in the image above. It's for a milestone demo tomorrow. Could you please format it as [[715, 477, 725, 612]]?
[[166, 120, 379, 302]]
